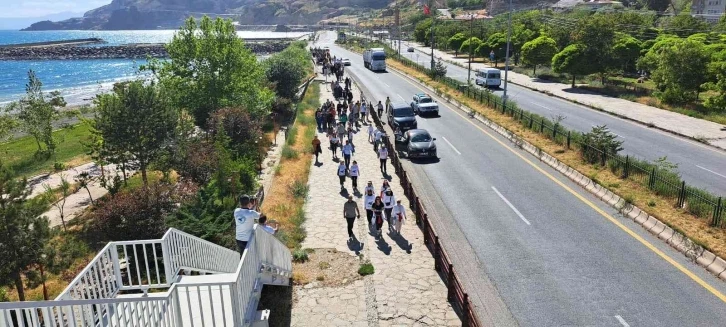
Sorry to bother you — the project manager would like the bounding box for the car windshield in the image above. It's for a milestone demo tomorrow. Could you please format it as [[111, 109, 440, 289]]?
[[394, 108, 415, 117], [372, 53, 386, 60], [411, 133, 432, 143], [488, 73, 500, 79], [419, 97, 432, 103]]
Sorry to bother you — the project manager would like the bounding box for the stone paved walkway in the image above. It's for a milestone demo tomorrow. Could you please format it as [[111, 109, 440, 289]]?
[[291, 66, 460, 326], [398, 39, 726, 150]]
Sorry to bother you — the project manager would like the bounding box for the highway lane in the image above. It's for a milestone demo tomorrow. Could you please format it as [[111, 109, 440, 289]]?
[[390, 40, 726, 198], [319, 33, 726, 326]]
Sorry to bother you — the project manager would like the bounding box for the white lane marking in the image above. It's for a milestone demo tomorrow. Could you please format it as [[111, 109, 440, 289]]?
[[383, 82, 390, 87], [397, 94, 405, 100], [696, 165, 726, 179], [614, 315, 630, 327], [530, 101, 552, 111], [491, 186, 531, 225], [441, 136, 461, 155]]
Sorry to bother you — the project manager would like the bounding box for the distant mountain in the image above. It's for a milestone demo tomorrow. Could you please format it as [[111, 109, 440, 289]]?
[[0, 12, 84, 30], [22, 0, 392, 31]]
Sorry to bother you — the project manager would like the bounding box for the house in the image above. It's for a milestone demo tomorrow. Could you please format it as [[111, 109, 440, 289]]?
[[691, 0, 726, 22]]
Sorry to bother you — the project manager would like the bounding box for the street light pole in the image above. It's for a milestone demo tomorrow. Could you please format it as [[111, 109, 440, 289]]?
[[467, 15, 473, 85], [430, 0, 435, 71], [502, 0, 513, 105]]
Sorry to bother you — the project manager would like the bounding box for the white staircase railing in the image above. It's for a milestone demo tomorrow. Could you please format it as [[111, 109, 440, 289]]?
[[0, 227, 292, 327]]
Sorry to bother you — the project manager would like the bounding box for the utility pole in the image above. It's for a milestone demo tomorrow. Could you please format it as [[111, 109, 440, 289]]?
[[430, 0, 436, 71], [502, 0, 513, 106], [396, 2, 402, 59], [467, 14, 474, 85]]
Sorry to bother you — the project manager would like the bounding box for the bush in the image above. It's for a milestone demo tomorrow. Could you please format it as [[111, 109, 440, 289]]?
[[358, 262, 375, 276], [91, 183, 194, 242], [289, 180, 309, 200], [206, 107, 264, 157], [292, 248, 309, 263], [580, 125, 623, 164], [282, 146, 299, 159], [286, 126, 299, 146], [53, 162, 65, 171], [177, 140, 220, 185]]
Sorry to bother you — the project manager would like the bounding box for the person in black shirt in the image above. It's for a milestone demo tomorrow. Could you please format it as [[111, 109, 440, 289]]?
[[371, 196, 385, 239]]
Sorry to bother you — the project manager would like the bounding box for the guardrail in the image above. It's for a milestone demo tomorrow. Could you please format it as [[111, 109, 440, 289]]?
[[359, 91, 481, 326], [2, 227, 291, 327], [383, 46, 725, 228]]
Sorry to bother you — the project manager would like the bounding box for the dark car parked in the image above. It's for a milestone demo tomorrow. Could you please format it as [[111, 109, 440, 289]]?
[[396, 129, 437, 158], [387, 101, 417, 132]]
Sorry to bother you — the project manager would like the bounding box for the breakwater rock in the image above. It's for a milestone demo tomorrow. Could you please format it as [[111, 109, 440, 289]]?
[[0, 42, 290, 60]]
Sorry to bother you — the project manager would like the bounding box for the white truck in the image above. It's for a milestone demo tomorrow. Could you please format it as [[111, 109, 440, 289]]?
[[363, 47, 387, 72]]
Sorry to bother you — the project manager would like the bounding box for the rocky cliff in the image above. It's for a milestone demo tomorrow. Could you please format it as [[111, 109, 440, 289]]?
[[22, 0, 392, 31]]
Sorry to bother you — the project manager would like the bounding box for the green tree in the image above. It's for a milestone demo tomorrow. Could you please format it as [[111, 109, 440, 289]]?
[[0, 163, 50, 301], [643, 0, 671, 12], [646, 39, 710, 104], [511, 24, 537, 65], [612, 33, 642, 74], [552, 44, 593, 88], [705, 62, 726, 112], [6, 70, 66, 154], [571, 16, 616, 83], [459, 36, 483, 57], [264, 44, 310, 100], [414, 18, 433, 45], [484, 32, 508, 66], [448, 32, 467, 57], [148, 16, 273, 126], [94, 81, 179, 186], [659, 14, 710, 37], [520, 35, 558, 75]]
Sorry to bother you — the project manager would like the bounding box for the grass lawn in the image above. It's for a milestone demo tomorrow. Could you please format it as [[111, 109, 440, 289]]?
[[387, 58, 726, 260], [0, 123, 93, 178]]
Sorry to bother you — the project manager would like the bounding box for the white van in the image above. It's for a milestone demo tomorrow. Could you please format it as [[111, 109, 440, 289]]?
[[475, 68, 502, 88]]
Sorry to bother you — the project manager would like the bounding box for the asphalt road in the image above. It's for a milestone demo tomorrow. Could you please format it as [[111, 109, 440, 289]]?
[[389, 40, 726, 198], [318, 32, 726, 326]]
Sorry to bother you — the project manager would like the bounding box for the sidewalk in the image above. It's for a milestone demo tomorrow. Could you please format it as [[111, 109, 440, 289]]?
[[291, 70, 460, 326], [403, 40, 726, 150]]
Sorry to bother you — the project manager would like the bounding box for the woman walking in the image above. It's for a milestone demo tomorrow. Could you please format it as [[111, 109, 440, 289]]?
[[337, 161, 348, 189], [364, 186, 375, 225], [371, 196, 385, 238], [329, 132, 340, 160], [391, 200, 406, 235], [382, 188, 396, 231], [349, 160, 360, 190], [312, 135, 322, 164]]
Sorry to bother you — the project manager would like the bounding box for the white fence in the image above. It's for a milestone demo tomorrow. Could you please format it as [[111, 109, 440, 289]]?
[[0, 227, 292, 327]]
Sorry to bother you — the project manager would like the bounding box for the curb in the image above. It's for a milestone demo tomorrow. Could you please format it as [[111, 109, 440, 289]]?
[[417, 48, 726, 153], [385, 62, 726, 282]]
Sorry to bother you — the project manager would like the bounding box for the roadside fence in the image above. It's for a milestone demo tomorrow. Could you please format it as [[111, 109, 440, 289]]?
[[361, 91, 481, 327], [387, 49, 725, 228]]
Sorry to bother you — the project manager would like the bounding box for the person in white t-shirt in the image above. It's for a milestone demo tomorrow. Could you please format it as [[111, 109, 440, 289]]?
[[349, 160, 360, 190], [234, 195, 260, 253], [364, 181, 375, 195], [254, 215, 278, 235], [361, 101, 368, 122], [391, 200, 406, 234], [364, 187, 376, 226], [342, 140, 354, 168], [382, 188, 396, 230], [378, 145, 389, 174], [337, 161, 348, 189], [368, 124, 375, 143]]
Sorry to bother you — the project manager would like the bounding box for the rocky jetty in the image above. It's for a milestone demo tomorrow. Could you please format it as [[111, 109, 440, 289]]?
[[0, 42, 291, 60]]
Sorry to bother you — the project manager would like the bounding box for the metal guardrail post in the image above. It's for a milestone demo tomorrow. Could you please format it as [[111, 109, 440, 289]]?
[[566, 131, 571, 149], [433, 235, 440, 270], [601, 150, 607, 167], [714, 197, 723, 227], [552, 124, 558, 140], [540, 119, 544, 133], [624, 155, 630, 179], [649, 167, 656, 190], [463, 293, 470, 327], [677, 181, 687, 208], [447, 264, 455, 301]]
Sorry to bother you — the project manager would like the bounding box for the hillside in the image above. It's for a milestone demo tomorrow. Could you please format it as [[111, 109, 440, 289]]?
[[22, 0, 392, 30]]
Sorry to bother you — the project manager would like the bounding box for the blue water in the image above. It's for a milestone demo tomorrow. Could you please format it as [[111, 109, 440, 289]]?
[[0, 30, 309, 105]]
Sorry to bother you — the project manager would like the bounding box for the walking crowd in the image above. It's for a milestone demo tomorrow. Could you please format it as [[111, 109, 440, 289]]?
[[234, 48, 407, 256]]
